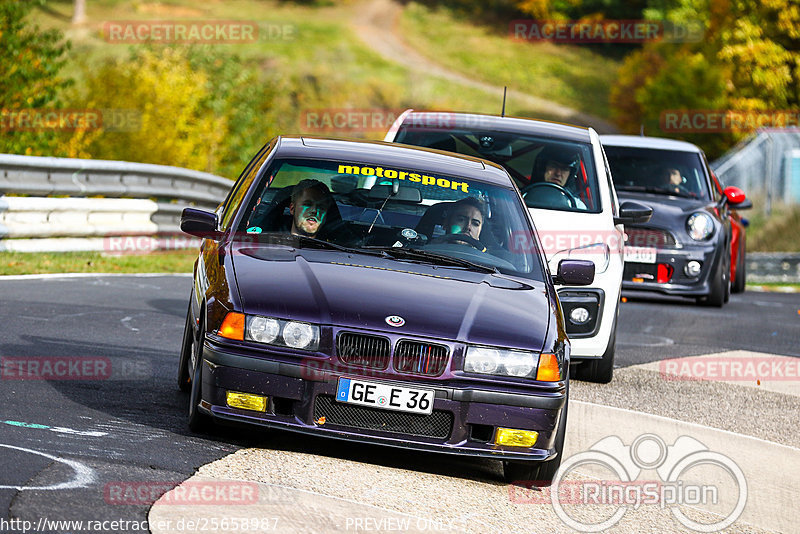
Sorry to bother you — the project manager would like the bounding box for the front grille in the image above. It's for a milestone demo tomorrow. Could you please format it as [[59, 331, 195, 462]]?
[[314, 395, 453, 439], [394, 340, 449, 376], [625, 228, 676, 247], [337, 332, 390, 369]]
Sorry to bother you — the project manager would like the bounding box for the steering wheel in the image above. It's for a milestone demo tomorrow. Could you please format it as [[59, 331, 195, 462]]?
[[438, 232, 486, 251], [521, 182, 577, 209]]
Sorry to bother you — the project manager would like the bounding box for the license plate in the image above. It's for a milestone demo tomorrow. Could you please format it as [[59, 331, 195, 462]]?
[[624, 246, 657, 264], [336, 378, 434, 415]]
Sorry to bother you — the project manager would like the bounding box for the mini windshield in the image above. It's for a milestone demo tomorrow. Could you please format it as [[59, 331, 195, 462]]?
[[395, 127, 600, 213], [603, 146, 710, 200], [236, 158, 545, 281]]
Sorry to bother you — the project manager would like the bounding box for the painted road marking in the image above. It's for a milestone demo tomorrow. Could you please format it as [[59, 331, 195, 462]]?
[[0, 443, 96, 490], [3, 420, 108, 437]]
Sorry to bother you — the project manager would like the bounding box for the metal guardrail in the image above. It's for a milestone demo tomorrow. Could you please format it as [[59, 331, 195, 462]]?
[[747, 252, 800, 283], [0, 153, 232, 206], [0, 154, 232, 252]]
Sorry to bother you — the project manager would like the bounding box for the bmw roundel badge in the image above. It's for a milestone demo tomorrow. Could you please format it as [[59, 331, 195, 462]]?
[[385, 315, 405, 327]]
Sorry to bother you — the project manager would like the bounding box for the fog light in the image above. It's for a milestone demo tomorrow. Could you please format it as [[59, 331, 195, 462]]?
[[685, 261, 702, 277], [569, 307, 590, 325], [495, 428, 539, 448], [226, 391, 267, 412]]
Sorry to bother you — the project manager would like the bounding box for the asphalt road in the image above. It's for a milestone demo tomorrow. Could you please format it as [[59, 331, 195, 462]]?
[[0, 274, 795, 533]]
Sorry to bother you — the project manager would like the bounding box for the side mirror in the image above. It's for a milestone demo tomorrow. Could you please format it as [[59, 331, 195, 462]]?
[[181, 208, 221, 239], [723, 186, 752, 210], [553, 259, 595, 286], [614, 201, 653, 225]]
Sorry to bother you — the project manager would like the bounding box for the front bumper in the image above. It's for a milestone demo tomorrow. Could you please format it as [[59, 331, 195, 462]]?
[[197, 342, 567, 462], [622, 243, 720, 296]]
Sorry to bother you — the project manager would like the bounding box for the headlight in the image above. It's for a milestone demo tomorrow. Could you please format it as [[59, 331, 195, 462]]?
[[464, 347, 500, 374], [553, 243, 610, 274], [247, 316, 280, 344], [686, 212, 714, 241], [464, 346, 537, 378], [283, 321, 318, 349], [244, 315, 319, 351]]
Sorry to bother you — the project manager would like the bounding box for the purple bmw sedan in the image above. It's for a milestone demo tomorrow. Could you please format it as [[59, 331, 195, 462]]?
[[177, 136, 594, 485]]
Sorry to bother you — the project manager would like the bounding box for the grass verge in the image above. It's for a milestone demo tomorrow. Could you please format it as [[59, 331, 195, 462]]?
[[398, 2, 620, 117], [0, 251, 195, 276]]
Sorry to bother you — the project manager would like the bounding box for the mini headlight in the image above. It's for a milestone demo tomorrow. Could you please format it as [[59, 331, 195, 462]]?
[[686, 212, 714, 241], [246, 316, 280, 344], [464, 347, 500, 374], [282, 321, 319, 350]]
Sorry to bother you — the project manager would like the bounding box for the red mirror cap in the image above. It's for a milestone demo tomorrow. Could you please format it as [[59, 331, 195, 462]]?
[[724, 186, 746, 204]]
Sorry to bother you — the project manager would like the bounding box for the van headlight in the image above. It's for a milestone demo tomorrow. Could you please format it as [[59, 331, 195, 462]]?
[[686, 212, 714, 241]]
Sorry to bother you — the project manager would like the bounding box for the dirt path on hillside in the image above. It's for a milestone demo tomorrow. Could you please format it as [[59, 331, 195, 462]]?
[[349, 0, 618, 133]]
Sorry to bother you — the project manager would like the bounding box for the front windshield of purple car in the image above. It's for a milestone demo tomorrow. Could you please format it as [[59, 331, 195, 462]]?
[[236, 158, 546, 281]]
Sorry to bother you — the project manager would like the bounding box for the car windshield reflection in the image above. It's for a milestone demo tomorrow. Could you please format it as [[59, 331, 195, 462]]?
[[236, 158, 544, 280]]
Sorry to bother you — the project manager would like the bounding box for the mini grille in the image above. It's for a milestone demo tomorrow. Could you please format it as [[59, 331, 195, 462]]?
[[625, 228, 676, 247], [314, 395, 453, 439], [337, 332, 390, 369], [394, 341, 449, 376]]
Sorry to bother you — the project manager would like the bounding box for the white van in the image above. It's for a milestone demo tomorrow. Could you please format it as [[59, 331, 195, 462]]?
[[385, 112, 651, 382]]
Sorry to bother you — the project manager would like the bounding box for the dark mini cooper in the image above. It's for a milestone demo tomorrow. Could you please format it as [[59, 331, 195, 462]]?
[[601, 135, 750, 306], [177, 137, 593, 485]]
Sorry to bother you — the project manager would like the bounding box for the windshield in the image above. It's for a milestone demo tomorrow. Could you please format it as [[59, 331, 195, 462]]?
[[395, 127, 600, 213], [603, 146, 710, 200], [236, 158, 545, 281]]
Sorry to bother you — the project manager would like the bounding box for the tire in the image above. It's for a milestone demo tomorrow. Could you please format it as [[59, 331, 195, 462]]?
[[503, 381, 569, 487], [177, 302, 194, 392], [187, 315, 212, 432], [574, 304, 618, 384], [732, 247, 746, 294], [698, 249, 729, 307]]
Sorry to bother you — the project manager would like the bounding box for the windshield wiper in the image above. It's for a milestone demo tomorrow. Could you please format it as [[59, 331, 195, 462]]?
[[291, 235, 388, 257], [366, 246, 498, 273], [244, 233, 385, 257]]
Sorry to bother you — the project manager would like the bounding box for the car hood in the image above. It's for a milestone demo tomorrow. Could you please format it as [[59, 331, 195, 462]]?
[[617, 191, 716, 229], [231, 244, 551, 351]]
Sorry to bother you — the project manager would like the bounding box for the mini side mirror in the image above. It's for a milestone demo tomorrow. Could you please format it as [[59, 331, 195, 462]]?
[[614, 201, 653, 226], [553, 259, 595, 286], [181, 208, 221, 239], [723, 186, 752, 209]]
